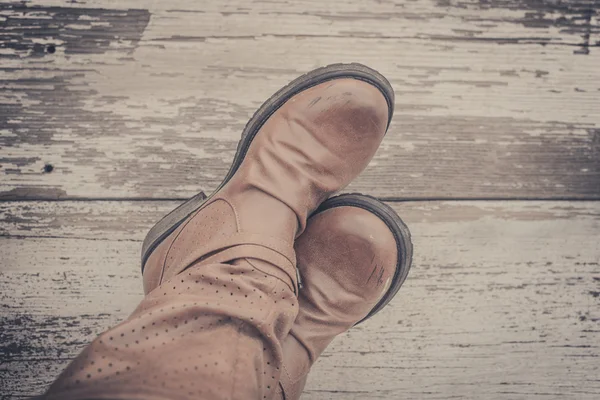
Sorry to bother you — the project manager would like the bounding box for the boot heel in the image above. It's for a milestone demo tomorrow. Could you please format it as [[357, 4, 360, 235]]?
[[141, 191, 207, 271]]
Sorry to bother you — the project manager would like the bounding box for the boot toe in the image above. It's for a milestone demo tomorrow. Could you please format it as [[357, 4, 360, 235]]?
[[296, 205, 398, 304], [309, 78, 390, 142]]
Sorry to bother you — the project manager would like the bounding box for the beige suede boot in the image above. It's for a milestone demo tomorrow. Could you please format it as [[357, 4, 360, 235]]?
[[276, 194, 413, 399]]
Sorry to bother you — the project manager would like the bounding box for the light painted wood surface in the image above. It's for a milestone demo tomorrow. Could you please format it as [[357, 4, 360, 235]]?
[[2, 0, 599, 399], [1, 0, 599, 199], [1, 201, 599, 399]]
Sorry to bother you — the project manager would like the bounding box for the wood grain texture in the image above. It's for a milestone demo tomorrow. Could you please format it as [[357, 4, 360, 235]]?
[[1, 200, 599, 399], [1, 1, 599, 399], [1, 0, 599, 200]]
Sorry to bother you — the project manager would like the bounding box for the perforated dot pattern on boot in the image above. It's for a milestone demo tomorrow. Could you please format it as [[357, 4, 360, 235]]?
[[44, 259, 298, 400]]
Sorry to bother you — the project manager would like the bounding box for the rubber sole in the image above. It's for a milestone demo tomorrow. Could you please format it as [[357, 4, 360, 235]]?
[[141, 62, 395, 271], [312, 193, 413, 324]]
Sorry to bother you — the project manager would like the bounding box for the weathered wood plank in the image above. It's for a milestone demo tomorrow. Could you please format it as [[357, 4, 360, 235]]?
[[17, 0, 600, 49], [3, 199, 600, 239], [1, 200, 599, 399], [1, 0, 599, 200]]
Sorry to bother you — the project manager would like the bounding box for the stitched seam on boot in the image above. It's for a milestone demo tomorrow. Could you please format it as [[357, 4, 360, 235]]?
[[218, 196, 242, 233], [260, 277, 283, 400], [231, 273, 280, 399], [253, 274, 281, 397], [281, 363, 295, 396], [228, 319, 244, 400], [159, 204, 206, 286], [160, 198, 239, 285], [246, 258, 296, 294]]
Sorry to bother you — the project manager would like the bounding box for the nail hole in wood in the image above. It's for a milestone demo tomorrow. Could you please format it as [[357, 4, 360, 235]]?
[[46, 45, 56, 54], [43, 164, 54, 173]]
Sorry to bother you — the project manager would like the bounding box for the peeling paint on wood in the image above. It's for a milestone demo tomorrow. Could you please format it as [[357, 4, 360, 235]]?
[[1, 0, 599, 200]]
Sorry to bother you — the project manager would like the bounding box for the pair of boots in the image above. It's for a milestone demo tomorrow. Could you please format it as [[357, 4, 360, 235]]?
[[44, 63, 413, 400]]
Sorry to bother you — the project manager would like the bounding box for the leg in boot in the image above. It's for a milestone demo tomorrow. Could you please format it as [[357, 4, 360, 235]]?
[[276, 194, 413, 399], [46, 257, 296, 400], [44, 64, 394, 400]]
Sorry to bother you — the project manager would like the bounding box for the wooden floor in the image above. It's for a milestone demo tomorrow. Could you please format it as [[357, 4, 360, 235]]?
[[1, 0, 599, 399]]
